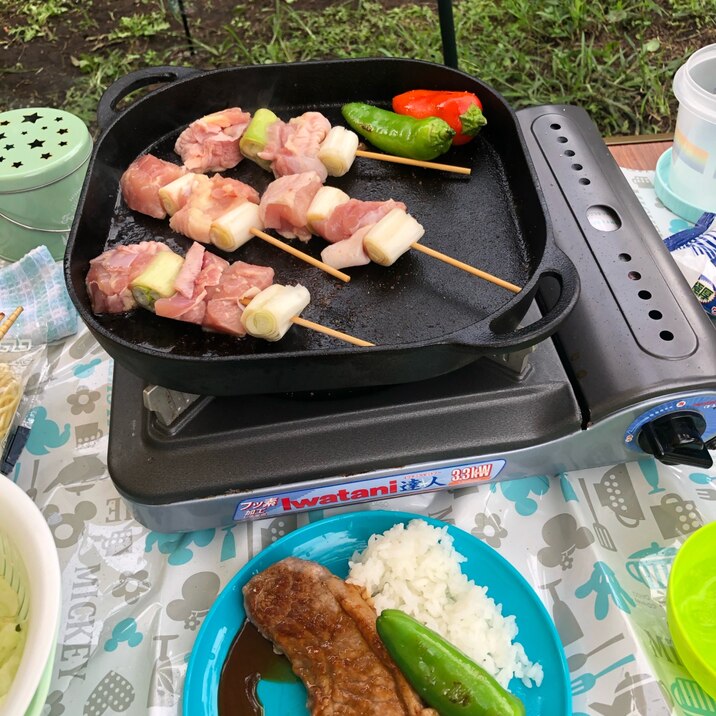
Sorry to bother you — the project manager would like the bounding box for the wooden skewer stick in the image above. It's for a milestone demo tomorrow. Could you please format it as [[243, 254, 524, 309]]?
[[0, 307, 23, 341], [355, 149, 471, 176], [292, 316, 374, 347], [249, 228, 351, 283], [239, 297, 373, 347], [411, 243, 522, 293]]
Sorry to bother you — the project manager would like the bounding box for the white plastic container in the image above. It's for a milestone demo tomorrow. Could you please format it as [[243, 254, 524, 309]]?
[[0, 479, 61, 715], [670, 44, 716, 212]]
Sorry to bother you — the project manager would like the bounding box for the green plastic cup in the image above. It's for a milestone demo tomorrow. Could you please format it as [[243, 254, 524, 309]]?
[[667, 520, 716, 701], [0, 107, 92, 262]]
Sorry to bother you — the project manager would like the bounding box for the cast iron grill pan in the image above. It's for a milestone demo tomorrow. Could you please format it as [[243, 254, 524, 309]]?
[[65, 58, 579, 395]]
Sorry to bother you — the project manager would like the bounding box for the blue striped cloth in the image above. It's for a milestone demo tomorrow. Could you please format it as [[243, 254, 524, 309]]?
[[0, 245, 77, 344]]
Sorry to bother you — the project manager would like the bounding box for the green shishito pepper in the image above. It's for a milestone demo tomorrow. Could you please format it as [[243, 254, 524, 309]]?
[[341, 102, 455, 161], [377, 610, 526, 716]]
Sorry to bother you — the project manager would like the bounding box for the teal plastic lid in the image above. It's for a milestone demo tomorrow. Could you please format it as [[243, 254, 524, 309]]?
[[654, 148, 712, 224], [0, 108, 92, 193]]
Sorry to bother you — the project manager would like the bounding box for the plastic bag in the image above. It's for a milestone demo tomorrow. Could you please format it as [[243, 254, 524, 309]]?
[[663, 211, 716, 317], [0, 343, 45, 470]]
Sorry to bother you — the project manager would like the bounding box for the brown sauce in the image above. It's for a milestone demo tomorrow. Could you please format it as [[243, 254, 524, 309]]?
[[218, 620, 299, 715]]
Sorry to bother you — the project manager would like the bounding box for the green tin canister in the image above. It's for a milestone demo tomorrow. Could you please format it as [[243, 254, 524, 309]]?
[[0, 107, 92, 261]]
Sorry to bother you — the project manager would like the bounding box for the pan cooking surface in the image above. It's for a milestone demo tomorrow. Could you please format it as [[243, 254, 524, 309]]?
[[97, 102, 533, 357]]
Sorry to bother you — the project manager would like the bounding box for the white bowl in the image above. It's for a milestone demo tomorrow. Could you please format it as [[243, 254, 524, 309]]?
[[0, 479, 61, 716]]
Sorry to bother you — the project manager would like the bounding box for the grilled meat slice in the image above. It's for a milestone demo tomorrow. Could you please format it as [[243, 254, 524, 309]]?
[[243, 557, 436, 716]]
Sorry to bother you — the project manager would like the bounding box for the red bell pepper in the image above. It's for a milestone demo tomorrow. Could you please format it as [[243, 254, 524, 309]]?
[[392, 90, 487, 145]]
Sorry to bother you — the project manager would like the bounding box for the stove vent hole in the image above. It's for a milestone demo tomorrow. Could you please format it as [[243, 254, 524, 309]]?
[[628, 271, 642, 280], [550, 123, 562, 130], [557, 136, 568, 143], [649, 310, 663, 320], [619, 253, 632, 262], [572, 163, 583, 170], [579, 177, 591, 185], [660, 330, 674, 341], [638, 290, 652, 300], [564, 149, 575, 156]]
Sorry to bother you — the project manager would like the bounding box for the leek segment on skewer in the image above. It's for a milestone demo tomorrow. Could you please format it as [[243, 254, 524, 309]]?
[[241, 284, 311, 341], [129, 251, 184, 310]]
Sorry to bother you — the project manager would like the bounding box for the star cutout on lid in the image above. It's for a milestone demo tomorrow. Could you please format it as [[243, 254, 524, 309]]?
[[21, 131, 27, 135], [0, 134, 4, 141], [54, 117, 63, 122], [28, 139, 44, 149], [57, 128, 68, 135], [12, 161, 22, 168], [22, 112, 41, 124], [0, 157, 4, 163], [58, 141, 67, 146], [0, 120, 8, 126], [4, 144, 13, 151], [40, 152, 51, 160]]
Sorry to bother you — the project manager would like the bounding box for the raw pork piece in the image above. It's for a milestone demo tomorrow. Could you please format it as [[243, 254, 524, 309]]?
[[119, 154, 186, 219], [258, 112, 331, 182], [244, 557, 436, 716], [86, 242, 170, 314], [259, 171, 323, 242], [320, 224, 372, 270], [169, 175, 260, 244], [320, 199, 407, 244], [175, 107, 251, 172], [203, 261, 274, 336]]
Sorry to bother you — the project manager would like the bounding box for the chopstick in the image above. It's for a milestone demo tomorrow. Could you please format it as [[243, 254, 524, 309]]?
[[0, 307, 23, 340], [356, 149, 471, 175], [411, 244, 522, 293], [239, 297, 373, 347], [249, 228, 351, 283]]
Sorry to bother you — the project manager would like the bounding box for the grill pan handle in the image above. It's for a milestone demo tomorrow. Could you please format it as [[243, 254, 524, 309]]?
[[97, 66, 201, 131], [476, 244, 580, 351]]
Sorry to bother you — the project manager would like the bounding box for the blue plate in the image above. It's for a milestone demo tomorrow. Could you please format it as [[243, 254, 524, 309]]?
[[183, 510, 571, 715]]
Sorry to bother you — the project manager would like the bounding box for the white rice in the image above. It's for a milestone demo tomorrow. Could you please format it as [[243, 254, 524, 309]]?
[[347, 519, 543, 689]]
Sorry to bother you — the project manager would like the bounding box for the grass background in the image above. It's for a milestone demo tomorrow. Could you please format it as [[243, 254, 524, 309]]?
[[1, 0, 715, 135]]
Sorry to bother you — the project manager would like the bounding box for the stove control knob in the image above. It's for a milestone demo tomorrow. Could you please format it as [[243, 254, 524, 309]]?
[[638, 411, 713, 469]]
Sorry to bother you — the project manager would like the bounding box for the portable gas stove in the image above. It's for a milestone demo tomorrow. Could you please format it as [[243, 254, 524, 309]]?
[[108, 105, 716, 532]]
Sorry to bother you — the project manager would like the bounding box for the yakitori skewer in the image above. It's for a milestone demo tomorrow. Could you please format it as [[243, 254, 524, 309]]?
[[410, 244, 521, 293], [361, 209, 521, 292], [354, 149, 471, 175], [155, 172, 351, 283], [0, 307, 23, 340], [248, 229, 350, 283], [240, 292, 373, 347]]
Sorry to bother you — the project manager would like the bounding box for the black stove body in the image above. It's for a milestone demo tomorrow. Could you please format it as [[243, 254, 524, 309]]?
[[108, 106, 716, 532]]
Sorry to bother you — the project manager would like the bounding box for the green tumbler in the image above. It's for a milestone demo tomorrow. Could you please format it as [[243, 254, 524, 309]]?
[[0, 107, 92, 262]]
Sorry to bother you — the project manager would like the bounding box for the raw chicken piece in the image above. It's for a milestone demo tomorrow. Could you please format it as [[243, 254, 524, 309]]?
[[175, 108, 251, 172], [197, 252, 230, 299], [320, 224, 372, 270], [203, 262, 275, 336], [86, 242, 170, 314], [154, 291, 207, 325], [320, 199, 407, 244], [259, 112, 331, 181], [119, 155, 186, 219], [169, 175, 259, 244], [259, 171, 323, 242], [173, 242, 205, 298]]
